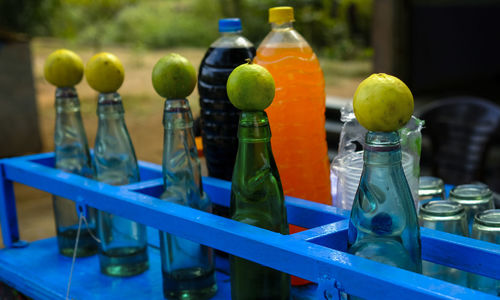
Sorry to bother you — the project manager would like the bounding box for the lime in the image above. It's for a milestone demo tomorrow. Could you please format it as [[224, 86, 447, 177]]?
[[353, 73, 413, 132], [85, 52, 124, 93], [152, 53, 196, 99], [227, 61, 275, 111], [44, 49, 84, 87]]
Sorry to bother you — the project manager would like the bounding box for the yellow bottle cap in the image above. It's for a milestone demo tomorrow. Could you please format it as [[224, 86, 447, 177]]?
[[269, 6, 295, 24]]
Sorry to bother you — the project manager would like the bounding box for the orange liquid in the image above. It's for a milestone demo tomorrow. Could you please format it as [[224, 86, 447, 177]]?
[[255, 46, 331, 207]]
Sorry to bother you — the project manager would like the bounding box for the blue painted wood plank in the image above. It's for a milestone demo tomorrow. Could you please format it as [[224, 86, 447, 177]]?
[[0, 154, 498, 299], [0, 161, 20, 248], [0, 238, 231, 300]]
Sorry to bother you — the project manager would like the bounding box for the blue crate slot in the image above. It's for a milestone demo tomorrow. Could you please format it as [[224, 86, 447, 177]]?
[[0, 152, 499, 299]]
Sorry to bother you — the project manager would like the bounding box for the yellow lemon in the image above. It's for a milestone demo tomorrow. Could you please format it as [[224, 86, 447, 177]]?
[[85, 52, 124, 93], [152, 53, 196, 99], [44, 49, 84, 87], [353, 73, 414, 132], [226, 61, 275, 111]]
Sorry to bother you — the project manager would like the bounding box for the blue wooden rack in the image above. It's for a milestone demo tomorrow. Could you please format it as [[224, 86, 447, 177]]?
[[0, 152, 498, 299]]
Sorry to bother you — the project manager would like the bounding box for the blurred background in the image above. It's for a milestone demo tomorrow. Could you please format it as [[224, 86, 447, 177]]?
[[1, 0, 500, 243]]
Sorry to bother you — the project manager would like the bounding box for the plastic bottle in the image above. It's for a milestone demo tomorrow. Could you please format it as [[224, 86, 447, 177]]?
[[198, 18, 256, 181], [230, 111, 290, 299], [53, 87, 98, 257], [159, 98, 217, 299], [94, 92, 149, 276], [254, 7, 331, 207]]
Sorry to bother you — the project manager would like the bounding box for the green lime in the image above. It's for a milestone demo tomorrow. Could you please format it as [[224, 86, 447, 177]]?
[[44, 49, 84, 87], [353, 73, 413, 132], [85, 52, 124, 93], [152, 53, 196, 99], [226, 61, 275, 111]]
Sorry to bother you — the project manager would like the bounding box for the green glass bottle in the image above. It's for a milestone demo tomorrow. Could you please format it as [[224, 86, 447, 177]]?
[[230, 111, 290, 300], [348, 131, 422, 272]]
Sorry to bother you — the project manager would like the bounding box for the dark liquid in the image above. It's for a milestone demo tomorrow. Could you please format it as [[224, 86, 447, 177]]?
[[198, 46, 256, 181]]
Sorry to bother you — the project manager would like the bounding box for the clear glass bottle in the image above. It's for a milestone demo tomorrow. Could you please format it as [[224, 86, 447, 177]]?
[[159, 99, 217, 299], [418, 201, 468, 285], [348, 131, 422, 273], [449, 184, 495, 235], [230, 111, 290, 300], [53, 87, 98, 257], [468, 209, 500, 295], [94, 92, 149, 276]]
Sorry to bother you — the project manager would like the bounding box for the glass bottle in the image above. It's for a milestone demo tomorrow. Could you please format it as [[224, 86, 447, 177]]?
[[230, 111, 290, 300], [94, 92, 149, 276], [468, 209, 500, 295], [53, 87, 98, 257], [348, 131, 422, 274], [159, 99, 217, 299], [418, 201, 468, 285], [449, 184, 494, 235]]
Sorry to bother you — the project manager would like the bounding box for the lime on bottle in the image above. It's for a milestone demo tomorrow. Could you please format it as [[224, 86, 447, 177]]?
[[44, 49, 84, 87], [85, 52, 125, 93], [353, 73, 414, 132], [152, 53, 197, 99], [226, 60, 275, 111]]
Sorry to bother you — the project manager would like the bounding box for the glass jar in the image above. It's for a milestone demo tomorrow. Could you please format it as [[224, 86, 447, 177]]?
[[449, 184, 494, 234], [468, 209, 500, 295], [418, 201, 468, 285]]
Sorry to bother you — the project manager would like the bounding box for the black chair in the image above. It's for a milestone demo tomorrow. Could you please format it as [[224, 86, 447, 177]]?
[[416, 96, 500, 189]]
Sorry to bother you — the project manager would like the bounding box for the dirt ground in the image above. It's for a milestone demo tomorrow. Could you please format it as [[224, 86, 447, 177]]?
[[3, 38, 369, 247]]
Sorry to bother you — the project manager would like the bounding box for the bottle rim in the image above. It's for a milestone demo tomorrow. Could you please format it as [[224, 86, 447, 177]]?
[[449, 183, 492, 204], [474, 209, 500, 228], [419, 200, 464, 217]]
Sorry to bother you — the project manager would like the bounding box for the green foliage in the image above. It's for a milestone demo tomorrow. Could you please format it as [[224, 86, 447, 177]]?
[[0, 0, 60, 35], [39, 0, 372, 60]]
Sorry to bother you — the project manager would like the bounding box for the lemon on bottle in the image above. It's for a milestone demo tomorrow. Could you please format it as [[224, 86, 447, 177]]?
[[44, 49, 84, 87], [85, 52, 125, 93], [152, 53, 196, 99], [227, 60, 275, 111], [353, 73, 414, 132]]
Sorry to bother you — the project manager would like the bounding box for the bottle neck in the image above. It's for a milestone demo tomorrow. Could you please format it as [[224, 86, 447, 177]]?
[[234, 111, 275, 176], [237, 111, 271, 142], [363, 131, 402, 166], [97, 92, 125, 120], [53, 87, 92, 174], [271, 22, 294, 31], [220, 31, 242, 37], [162, 99, 203, 193]]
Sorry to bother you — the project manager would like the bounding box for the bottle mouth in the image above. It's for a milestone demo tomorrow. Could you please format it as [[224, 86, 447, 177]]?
[[449, 184, 492, 204], [474, 209, 500, 228], [55, 87, 77, 98], [364, 131, 400, 151], [419, 201, 464, 217], [418, 176, 444, 197]]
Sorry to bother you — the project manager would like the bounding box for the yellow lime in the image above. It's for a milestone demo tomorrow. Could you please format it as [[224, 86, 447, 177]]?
[[152, 53, 196, 99], [353, 73, 414, 132], [226, 61, 275, 111], [44, 49, 84, 87], [85, 52, 124, 93]]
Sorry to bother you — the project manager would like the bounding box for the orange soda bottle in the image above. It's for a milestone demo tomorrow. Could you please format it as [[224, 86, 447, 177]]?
[[255, 7, 331, 209]]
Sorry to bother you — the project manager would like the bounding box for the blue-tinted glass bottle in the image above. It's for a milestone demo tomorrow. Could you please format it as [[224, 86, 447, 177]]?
[[159, 99, 217, 299], [94, 92, 149, 276], [348, 131, 422, 276], [53, 87, 98, 257]]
